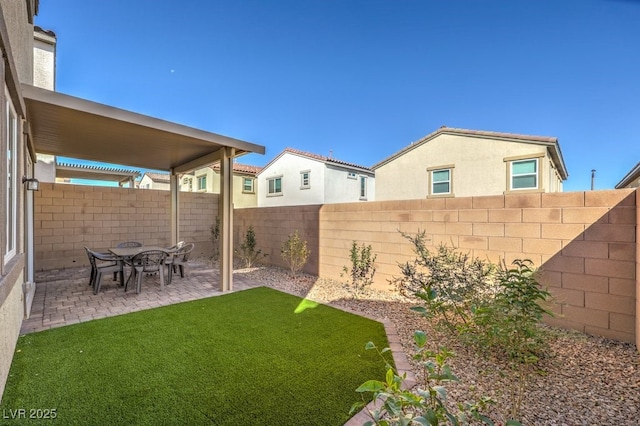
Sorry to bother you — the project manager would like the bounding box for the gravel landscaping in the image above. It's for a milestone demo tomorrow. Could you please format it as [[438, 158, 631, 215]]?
[[238, 266, 640, 425]]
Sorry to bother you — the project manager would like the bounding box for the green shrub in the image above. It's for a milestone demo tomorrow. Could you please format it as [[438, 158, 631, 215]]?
[[235, 225, 267, 268], [342, 241, 377, 298], [390, 230, 495, 333], [280, 230, 310, 277], [209, 216, 220, 264], [388, 230, 552, 423], [351, 332, 500, 425]]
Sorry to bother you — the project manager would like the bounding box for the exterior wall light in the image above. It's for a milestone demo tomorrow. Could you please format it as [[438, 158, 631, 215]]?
[[22, 176, 40, 191]]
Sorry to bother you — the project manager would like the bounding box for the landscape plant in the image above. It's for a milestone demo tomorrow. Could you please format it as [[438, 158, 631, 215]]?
[[461, 259, 553, 420], [390, 230, 496, 333], [351, 332, 501, 425], [342, 240, 377, 298], [235, 225, 267, 268], [209, 216, 220, 264], [381, 230, 552, 424], [280, 230, 310, 277]]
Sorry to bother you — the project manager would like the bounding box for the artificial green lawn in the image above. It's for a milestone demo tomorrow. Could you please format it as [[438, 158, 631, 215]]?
[[1, 287, 390, 425]]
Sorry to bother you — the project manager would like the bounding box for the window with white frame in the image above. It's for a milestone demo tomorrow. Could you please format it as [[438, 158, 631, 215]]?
[[197, 175, 207, 191], [359, 176, 367, 199], [243, 177, 254, 193], [431, 168, 451, 195], [300, 170, 310, 189], [510, 159, 538, 190], [268, 176, 282, 195], [5, 87, 17, 264]]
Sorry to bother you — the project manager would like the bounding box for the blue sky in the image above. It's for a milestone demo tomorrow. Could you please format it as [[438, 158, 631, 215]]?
[[35, 0, 639, 191]]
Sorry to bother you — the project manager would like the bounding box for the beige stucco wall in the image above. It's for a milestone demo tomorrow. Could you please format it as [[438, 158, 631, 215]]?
[[0, 268, 23, 400], [33, 29, 55, 90], [0, 0, 33, 85], [191, 167, 257, 208], [375, 133, 562, 201]]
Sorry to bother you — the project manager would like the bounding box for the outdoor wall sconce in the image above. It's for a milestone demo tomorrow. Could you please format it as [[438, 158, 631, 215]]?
[[22, 176, 40, 191]]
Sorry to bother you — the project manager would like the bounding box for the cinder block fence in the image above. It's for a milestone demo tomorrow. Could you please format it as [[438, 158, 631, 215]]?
[[35, 184, 638, 347]]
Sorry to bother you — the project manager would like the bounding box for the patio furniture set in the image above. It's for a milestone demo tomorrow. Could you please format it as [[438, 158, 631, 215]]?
[[85, 241, 195, 294]]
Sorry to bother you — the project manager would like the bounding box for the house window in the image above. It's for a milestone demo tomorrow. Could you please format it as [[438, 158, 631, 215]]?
[[268, 176, 282, 196], [5, 89, 17, 263], [243, 177, 254, 193], [347, 172, 357, 179], [197, 175, 207, 191], [511, 159, 538, 190], [431, 169, 451, 194], [359, 176, 367, 200], [300, 171, 310, 189]]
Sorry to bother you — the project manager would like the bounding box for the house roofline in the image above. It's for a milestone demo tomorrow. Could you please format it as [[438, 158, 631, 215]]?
[[372, 126, 568, 180], [257, 147, 373, 176], [615, 161, 640, 189]]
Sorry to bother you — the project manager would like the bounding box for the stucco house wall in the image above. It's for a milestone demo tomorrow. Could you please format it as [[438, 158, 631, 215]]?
[[258, 153, 326, 207], [374, 128, 566, 201], [257, 149, 374, 207], [0, 0, 38, 401], [32, 26, 54, 90]]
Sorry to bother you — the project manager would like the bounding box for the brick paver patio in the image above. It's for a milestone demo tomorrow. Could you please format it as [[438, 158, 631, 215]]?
[[21, 260, 261, 334]]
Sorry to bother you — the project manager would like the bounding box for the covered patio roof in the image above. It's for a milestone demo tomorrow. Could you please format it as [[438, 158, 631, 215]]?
[[22, 84, 264, 172], [22, 84, 265, 291], [55, 162, 140, 185]]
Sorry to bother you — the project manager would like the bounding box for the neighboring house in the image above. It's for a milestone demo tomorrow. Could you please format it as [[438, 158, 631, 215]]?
[[615, 162, 640, 189], [373, 126, 568, 201], [139, 172, 170, 190], [184, 162, 261, 208], [140, 163, 262, 208], [257, 148, 375, 207], [1, 0, 42, 398]]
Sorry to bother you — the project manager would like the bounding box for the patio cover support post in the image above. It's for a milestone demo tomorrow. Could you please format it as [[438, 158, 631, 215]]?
[[170, 171, 180, 246], [219, 147, 235, 291]]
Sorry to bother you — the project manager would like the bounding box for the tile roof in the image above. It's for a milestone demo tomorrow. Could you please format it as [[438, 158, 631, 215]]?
[[208, 162, 262, 175], [281, 147, 373, 171], [142, 172, 170, 183]]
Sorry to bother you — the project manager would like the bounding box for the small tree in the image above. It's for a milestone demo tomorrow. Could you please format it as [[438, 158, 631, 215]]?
[[235, 225, 267, 268], [342, 241, 377, 298], [280, 230, 310, 277], [209, 216, 220, 264]]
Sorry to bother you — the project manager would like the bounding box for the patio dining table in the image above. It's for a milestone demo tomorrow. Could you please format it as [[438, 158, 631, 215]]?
[[108, 246, 168, 259], [108, 246, 172, 291]]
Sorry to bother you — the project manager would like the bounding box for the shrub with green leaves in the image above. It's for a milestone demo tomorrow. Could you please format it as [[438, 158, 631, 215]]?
[[388, 230, 553, 423], [280, 230, 310, 277], [209, 216, 220, 264], [235, 225, 267, 268], [351, 332, 500, 426], [390, 230, 496, 332], [462, 259, 552, 420], [342, 241, 377, 298]]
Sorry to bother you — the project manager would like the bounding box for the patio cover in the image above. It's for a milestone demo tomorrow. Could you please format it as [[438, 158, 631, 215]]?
[[55, 162, 140, 186], [21, 84, 265, 291]]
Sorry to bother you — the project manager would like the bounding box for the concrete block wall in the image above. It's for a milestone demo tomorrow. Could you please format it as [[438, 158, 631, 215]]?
[[234, 205, 320, 275], [316, 189, 637, 343], [34, 183, 219, 270]]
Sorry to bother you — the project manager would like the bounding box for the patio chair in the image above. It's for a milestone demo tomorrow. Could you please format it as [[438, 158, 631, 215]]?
[[85, 247, 123, 294], [125, 250, 167, 294], [164, 241, 185, 284], [168, 243, 195, 283]]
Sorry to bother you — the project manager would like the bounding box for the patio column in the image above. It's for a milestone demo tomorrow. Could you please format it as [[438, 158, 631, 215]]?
[[219, 147, 235, 291], [170, 171, 180, 245]]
